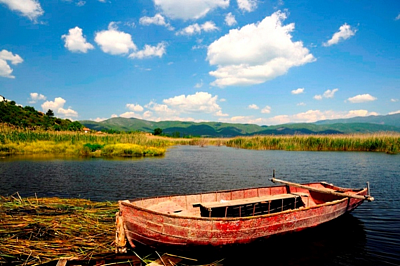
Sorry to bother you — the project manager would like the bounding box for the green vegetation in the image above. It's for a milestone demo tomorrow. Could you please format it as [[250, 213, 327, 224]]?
[[0, 124, 179, 157], [0, 100, 83, 131], [81, 115, 400, 138], [226, 134, 400, 154]]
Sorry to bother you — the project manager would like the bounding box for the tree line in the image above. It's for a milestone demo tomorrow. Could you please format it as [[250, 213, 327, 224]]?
[[0, 99, 83, 131]]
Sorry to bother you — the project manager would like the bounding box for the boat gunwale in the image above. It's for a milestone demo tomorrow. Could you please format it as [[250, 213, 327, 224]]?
[[119, 184, 367, 222]]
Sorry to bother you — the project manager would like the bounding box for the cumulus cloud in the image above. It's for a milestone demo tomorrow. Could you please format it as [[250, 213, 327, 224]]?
[[323, 23, 356, 47], [314, 88, 338, 100], [120, 112, 139, 118], [41, 97, 78, 118], [207, 11, 315, 87], [29, 92, 46, 103], [347, 94, 377, 103], [0, 50, 23, 79], [176, 21, 218, 35], [95, 22, 137, 55], [266, 109, 378, 125], [129, 42, 167, 59], [291, 88, 304, 95], [153, 0, 229, 20], [237, 0, 257, 12], [163, 92, 222, 114], [248, 104, 259, 110], [139, 13, 174, 30], [62, 27, 94, 53], [126, 103, 144, 112], [225, 12, 237, 26], [0, 0, 43, 21], [389, 110, 400, 115], [391, 98, 399, 102], [261, 105, 271, 114]]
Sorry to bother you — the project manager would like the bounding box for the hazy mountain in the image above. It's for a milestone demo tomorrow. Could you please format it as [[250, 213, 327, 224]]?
[[315, 113, 400, 128], [80, 113, 400, 137]]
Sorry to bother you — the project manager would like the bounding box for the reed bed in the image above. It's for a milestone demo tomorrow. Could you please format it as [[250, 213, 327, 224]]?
[[0, 194, 118, 265], [0, 195, 224, 266], [226, 133, 400, 153], [0, 124, 179, 157]]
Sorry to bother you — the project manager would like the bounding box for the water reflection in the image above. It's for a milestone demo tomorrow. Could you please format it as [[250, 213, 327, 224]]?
[[0, 145, 399, 265]]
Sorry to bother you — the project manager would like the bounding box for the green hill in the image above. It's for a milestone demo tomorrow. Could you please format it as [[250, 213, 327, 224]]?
[[0, 99, 83, 131], [80, 115, 400, 137], [316, 113, 400, 128]]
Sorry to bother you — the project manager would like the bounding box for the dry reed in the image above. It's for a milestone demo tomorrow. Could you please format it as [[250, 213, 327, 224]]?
[[0, 194, 118, 265]]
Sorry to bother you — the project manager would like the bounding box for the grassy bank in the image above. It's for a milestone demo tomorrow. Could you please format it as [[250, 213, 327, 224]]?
[[0, 124, 193, 157], [226, 133, 400, 153]]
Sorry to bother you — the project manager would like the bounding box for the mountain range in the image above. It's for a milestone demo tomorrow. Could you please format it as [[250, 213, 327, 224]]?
[[80, 113, 400, 137]]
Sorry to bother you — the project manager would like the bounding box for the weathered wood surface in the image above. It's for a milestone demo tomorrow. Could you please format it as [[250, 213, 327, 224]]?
[[198, 193, 301, 210], [270, 178, 374, 201], [119, 181, 370, 248]]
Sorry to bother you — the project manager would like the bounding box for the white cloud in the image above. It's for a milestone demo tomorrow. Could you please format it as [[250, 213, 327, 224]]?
[[314, 88, 338, 100], [129, 42, 167, 59], [145, 101, 176, 115], [297, 102, 306, 106], [0, 0, 43, 21], [153, 0, 229, 20], [163, 92, 221, 114], [120, 112, 140, 118], [313, 95, 322, 100], [215, 110, 229, 117], [94, 22, 137, 55], [237, 0, 257, 12], [207, 11, 315, 87], [219, 115, 267, 125], [139, 13, 174, 30], [76, 1, 85, 7], [395, 13, 400, 20], [323, 23, 356, 47], [176, 21, 218, 35], [194, 80, 203, 88], [0, 50, 23, 79], [266, 109, 378, 125], [261, 105, 271, 114], [29, 92, 46, 103], [58, 108, 78, 117], [93, 117, 108, 122], [41, 97, 78, 118], [390, 98, 398, 102], [62, 27, 94, 53], [248, 104, 259, 110], [389, 110, 400, 115], [126, 103, 144, 112], [225, 12, 237, 26], [347, 94, 377, 103], [291, 88, 304, 95]]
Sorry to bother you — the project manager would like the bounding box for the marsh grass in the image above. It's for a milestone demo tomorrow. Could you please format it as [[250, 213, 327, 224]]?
[[226, 133, 400, 153], [0, 124, 177, 157]]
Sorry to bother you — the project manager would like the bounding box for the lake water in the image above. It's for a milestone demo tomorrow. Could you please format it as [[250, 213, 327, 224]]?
[[1, 145, 399, 265]]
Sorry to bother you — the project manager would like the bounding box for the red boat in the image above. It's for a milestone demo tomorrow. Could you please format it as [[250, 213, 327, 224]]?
[[116, 178, 374, 251]]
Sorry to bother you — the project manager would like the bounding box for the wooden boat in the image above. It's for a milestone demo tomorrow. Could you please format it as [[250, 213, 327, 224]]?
[[116, 177, 374, 251]]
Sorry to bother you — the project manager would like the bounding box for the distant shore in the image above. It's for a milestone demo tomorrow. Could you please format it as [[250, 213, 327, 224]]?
[[1, 124, 398, 156]]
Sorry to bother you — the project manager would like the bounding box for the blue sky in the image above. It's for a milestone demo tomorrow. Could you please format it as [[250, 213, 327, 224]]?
[[0, 0, 399, 125]]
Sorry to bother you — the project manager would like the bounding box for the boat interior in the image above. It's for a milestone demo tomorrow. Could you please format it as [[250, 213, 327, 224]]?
[[128, 182, 362, 218]]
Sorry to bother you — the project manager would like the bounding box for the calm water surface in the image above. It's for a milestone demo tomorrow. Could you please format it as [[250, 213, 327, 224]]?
[[1, 145, 399, 265]]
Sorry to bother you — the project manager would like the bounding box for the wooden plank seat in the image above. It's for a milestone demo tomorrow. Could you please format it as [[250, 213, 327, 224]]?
[[195, 193, 306, 218]]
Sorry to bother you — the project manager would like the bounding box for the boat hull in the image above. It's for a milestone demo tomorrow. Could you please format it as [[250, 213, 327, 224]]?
[[119, 183, 367, 248]]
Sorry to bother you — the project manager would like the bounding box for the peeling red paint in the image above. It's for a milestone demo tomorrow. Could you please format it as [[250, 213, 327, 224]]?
[[119, 182, 369, 248]]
